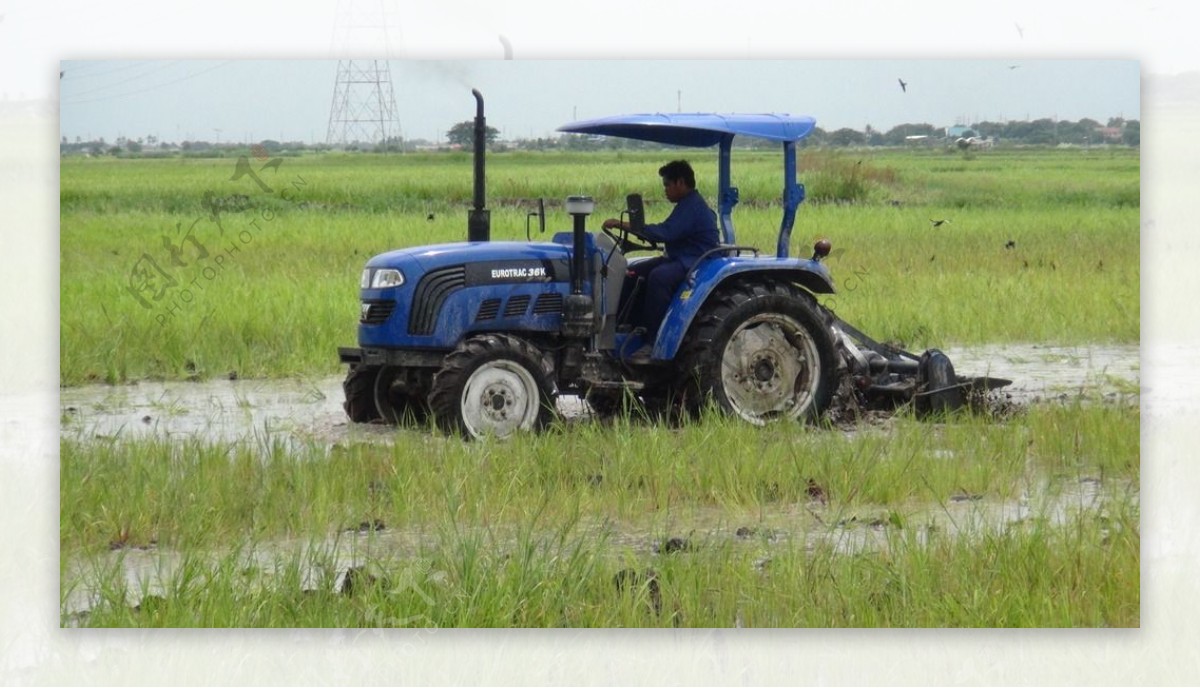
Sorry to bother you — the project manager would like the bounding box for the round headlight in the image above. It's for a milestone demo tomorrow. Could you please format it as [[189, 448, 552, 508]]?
[[371, 268, 405, 289]]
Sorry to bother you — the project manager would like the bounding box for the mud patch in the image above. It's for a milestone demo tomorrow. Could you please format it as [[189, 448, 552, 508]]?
[[59, 344, 1138, 449]]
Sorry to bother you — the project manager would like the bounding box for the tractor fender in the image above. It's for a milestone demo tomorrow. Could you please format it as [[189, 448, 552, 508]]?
[[652, 256, 835, 360]]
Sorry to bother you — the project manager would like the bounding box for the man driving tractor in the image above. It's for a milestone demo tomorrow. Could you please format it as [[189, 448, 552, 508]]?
[[602, 160, 719, 363]]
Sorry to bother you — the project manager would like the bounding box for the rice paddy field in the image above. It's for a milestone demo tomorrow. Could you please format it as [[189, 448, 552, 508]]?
[[59, 146, 1139, 627]]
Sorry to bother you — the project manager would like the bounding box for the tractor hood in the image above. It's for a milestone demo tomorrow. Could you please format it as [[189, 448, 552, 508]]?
[[367, 240, 573, 273], [364, 240, 576, 292]]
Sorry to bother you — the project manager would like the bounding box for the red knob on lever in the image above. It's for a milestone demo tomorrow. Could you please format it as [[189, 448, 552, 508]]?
[[812, 239, 832, 261]]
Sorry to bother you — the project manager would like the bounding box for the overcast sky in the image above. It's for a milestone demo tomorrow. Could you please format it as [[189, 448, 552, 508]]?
[[58, 58, 1140, 144], [8, 0, 1175, 145]]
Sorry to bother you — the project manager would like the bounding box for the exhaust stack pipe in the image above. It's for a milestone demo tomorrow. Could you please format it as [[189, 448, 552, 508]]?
[[468, 88, 490, 242]]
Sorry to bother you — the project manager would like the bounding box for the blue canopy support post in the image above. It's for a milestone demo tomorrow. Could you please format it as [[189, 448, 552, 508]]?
[[777, 140, 805, 258], [717, 135, 738, 244]]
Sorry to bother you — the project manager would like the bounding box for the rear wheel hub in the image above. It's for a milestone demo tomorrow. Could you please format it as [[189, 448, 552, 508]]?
[[721, 314, 819, 423]]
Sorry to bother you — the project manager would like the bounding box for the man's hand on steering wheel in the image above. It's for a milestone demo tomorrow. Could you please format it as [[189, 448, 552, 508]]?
[[601, 218, 657, 252]]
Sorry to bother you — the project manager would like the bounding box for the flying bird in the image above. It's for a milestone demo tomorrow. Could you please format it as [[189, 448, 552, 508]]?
[[898, 78, 907, 93], [498, 34, 513, 60], [1008, 65, 1020, 70], [1014, 22, 1024, 38], [930, 219, 949, 227]]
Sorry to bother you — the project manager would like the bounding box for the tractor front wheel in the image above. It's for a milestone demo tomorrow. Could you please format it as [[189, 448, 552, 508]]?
[[428, 334, 557, 439], [680, 280, 837, 425], [343, 364, 382, 423]]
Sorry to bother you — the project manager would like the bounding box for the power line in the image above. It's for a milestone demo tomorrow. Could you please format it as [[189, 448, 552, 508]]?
[[60, 61, 234, 106], [61, 60, 183, 99], [61, 59, 167, 80]]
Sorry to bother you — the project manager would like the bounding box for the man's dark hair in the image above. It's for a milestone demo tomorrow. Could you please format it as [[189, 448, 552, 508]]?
[[658, 160, 696, 189]]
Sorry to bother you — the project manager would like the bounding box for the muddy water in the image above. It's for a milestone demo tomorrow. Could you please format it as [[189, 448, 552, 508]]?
[[59, 344, 1139, 448]]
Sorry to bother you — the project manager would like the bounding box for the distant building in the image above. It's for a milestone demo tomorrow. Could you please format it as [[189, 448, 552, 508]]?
[[945, 125, 973, 139]]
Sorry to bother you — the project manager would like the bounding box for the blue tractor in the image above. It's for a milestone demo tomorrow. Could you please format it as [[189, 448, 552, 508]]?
[[338, 91, 1006, 439]]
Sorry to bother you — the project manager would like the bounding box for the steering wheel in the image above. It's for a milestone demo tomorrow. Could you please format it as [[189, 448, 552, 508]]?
[[602, 221, 658, 253]]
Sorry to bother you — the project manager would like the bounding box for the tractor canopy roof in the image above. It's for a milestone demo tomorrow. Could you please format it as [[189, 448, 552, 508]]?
[[557, 113, 817, 147]]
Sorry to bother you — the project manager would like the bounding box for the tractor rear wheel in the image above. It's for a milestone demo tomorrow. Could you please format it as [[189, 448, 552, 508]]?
[[428, 334, 557, 439], [679, 279, 837, 424], [343, 364, 382, 423]]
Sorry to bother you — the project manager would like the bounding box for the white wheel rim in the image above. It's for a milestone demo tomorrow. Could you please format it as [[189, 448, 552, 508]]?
[[460, 359, 541, 438], [720, 313, 820, 424]]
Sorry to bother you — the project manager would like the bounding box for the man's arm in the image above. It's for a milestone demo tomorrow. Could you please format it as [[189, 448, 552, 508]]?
[[642, 194, 704, 243]]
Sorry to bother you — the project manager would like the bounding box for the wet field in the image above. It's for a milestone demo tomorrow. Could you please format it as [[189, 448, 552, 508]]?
[[59, 343, 1141, 623], [61, 474, 1122, 622]]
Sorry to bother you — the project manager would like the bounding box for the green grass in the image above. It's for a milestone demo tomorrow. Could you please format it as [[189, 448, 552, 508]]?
[[62, 401, 1139, 627], [59, 148, 1138, 385]]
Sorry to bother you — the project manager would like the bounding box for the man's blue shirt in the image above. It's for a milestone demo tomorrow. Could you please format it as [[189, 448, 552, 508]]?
[[642, 189, 719, 269]]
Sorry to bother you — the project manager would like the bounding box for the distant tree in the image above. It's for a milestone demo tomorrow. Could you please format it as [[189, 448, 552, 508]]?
[[881, 123, 939, 146], [1024, 118, 1058, 145], [827, 127, 866, 147], [1055, 120, 1089, 145], [126, 140, 142, 153], [446, 120, 499, 147], [1122, 120, 1140, 146]]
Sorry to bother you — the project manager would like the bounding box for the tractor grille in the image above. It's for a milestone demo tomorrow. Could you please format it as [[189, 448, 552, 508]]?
[[533, 292, 563, 314], [409, 265, 466, 335], [476, 298, 501, 321], [504, 295, 532, 318], [361, 299, 395, 325], [476, 294, 559, 323]]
